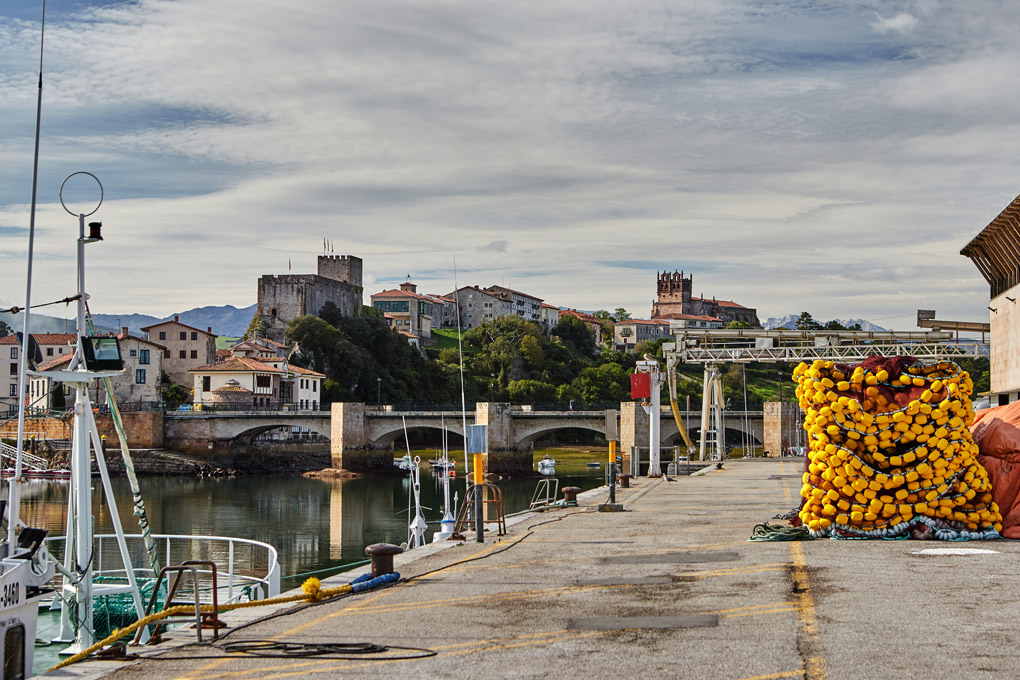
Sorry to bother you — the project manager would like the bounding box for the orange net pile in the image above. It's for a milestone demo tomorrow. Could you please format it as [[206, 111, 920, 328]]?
[[794, 357, 1001, 539]]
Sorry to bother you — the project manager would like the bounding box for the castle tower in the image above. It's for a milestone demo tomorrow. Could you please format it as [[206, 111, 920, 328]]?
[[318, 255, 363, 287]]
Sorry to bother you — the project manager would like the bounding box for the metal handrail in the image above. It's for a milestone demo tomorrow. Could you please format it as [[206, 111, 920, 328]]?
[[45, 533, 281, 602]]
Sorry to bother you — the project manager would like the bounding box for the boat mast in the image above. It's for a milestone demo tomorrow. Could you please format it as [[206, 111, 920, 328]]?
[[6, 0, 46, 548]]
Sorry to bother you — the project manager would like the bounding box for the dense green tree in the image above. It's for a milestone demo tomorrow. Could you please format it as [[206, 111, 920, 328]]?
[[795, 312, 822, 330], [612, 308, 631, 322], [552, 315, 595, 359], [571, 363, 631, 403], [0, 319, 11, 338], [508, 379, 557, 403], [726, 320, 750, 329]]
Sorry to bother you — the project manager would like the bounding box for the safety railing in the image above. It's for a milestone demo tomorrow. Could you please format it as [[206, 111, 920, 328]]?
[[45, 533, 281, 604]]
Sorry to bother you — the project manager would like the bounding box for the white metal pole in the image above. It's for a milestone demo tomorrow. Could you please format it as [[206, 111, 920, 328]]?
[[6, 0, 47, 549], [698, 364, 711, 461], [648, 365, 661, 476]]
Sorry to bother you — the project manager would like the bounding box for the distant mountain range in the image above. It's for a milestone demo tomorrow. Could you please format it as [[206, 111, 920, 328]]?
[[763, 315, 887, 331], [1, 304, 256, 338]]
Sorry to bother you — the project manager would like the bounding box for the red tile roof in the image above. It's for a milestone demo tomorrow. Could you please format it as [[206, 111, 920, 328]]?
[[541, 303, 560, 310], [618, 318, 670, 326], [559, 308, 598, 323], [36, 354, 73, 371], [213, 384, 252, 393], [0, 333, 77, 345], [189, 357, 284, 374], [689, 296, 747, 309], [484, 285, 543, 302], [372, 289, 435, 302], [287, 364, 325, 378], [655, 313, 723, 322]]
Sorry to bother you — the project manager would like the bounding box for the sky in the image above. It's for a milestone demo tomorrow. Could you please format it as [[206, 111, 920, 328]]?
[[2, 0, 1020, 328]]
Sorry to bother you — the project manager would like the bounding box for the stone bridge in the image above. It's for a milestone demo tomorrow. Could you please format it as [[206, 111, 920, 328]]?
[[4, 402, 771, 473], [332, 402, 764, 473]]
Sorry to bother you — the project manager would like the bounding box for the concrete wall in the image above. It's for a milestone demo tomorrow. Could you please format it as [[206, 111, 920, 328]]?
[[0, 411, 163, 449], [619, 402, 649, 471], [763, 401, 802, 457], [990, 283, 1020, 397]]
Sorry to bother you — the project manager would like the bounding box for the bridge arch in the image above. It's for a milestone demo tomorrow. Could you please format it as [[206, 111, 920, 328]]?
[[515, 424, 607, 449], [371, 423, 466, 448]]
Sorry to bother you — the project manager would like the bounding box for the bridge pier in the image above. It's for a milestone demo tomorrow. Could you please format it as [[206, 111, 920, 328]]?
[[475, 403, 532, 473], [331, 402, 393, 471]]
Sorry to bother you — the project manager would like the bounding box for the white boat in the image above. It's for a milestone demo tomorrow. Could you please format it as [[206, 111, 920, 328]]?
[[0, 528, 55, 677], [538, 456, 556, 475], [429, 458, 456, 472], [395, 455, 414, 470]]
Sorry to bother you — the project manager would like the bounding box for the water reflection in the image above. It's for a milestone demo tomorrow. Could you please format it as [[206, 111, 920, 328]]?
[[5, 465, 603, 587]]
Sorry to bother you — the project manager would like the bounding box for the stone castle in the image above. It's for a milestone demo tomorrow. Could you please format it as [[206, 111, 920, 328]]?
[[650, 270, 760, 327], [257, 255, 363, 343]]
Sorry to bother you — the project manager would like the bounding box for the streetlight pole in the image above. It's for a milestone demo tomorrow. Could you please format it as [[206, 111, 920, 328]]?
[[490, 373, 495, 402], [377, 377, 381, 405]]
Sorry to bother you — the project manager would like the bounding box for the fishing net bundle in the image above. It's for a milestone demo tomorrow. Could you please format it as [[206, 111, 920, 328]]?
[[794, 357, 1002, 540]]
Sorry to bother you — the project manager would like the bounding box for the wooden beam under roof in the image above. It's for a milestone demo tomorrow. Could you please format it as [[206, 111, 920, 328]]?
[[961, 191, 1020, 297]]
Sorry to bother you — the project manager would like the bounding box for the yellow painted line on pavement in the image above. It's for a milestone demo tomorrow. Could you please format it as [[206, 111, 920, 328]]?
[[780, 470, 828, 680], [789, 541, 828, 680], [734, 671, 804, 680]]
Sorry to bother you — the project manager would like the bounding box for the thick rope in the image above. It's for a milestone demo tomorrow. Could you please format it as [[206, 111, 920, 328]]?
[[47, 574, 398, 672]]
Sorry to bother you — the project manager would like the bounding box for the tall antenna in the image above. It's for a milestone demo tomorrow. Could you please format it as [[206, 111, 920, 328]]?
[[7, 0, 46, 546], [453, 256, 470, 485]]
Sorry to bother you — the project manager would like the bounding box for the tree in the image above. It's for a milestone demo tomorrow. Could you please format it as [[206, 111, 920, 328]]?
[[726, 320, 750, 329], [822, 319, 847, 331], [0, 319, 11, 338], [795, 312, 822, 330], [612, 308, 631, 322], [552, 315, 595, 359], [508, 379, 557, 403], [160, 371, 188, 408]]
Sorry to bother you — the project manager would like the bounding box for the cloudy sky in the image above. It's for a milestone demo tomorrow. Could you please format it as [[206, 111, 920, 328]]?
[[2, 0, 1019, 327]]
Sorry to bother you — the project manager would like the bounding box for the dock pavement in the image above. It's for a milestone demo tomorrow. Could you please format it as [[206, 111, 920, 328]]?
[[50, 459, 1020, 680]]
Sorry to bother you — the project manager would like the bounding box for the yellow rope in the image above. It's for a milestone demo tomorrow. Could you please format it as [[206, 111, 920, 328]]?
[[47, 577, 349, 672]]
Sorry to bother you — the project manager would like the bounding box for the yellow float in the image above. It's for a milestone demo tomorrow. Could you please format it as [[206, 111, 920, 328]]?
[[794, 357, 1001, 539]]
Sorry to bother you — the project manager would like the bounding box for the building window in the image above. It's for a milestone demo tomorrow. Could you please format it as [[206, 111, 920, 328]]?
[[10, 348, 17, 359], [313, 381, 317, 393], [130, 349, 137, 357], [203, 376, 211, 392], [179, 350, 187, 359], [190, 350, 197, 359], [191, 332, 198, 341], [135, 369, 146, 384], [164, 349, 171, 359], [139, 349, 150, 364], [8, 385, 15, 396], [46, 348, 53, 356], [159, 331, 166, 340], [180, 331, 187, 340], [9, 363, 16, 375], [256, 375, 271, 389]]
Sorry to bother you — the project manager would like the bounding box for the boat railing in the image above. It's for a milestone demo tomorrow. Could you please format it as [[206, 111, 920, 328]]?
[[45, 533, 281, 604]]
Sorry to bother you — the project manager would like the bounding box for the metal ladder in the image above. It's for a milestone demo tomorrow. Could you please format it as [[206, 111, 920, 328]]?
[[454, 483, 507, 537]]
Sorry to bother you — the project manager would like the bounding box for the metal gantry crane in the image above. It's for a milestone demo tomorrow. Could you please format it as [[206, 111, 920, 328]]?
[[662, 326, 989, 461]]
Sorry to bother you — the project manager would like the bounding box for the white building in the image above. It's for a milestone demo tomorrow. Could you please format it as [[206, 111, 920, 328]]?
[[2, 333, 77, 415]]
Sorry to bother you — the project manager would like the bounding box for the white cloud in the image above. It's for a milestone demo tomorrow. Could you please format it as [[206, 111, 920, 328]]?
[[1, 0, 1017, 327], [871, 12, 918, 35]]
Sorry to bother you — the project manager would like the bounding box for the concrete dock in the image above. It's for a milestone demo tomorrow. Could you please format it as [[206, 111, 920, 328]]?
[[52, 459, 1020, 680]]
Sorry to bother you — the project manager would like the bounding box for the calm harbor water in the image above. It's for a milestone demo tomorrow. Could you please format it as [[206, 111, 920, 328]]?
[[10, 455, 605, 590]]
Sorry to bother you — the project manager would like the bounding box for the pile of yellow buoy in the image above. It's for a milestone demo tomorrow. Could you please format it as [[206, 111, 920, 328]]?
[[794, 357, 1002, 539]]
